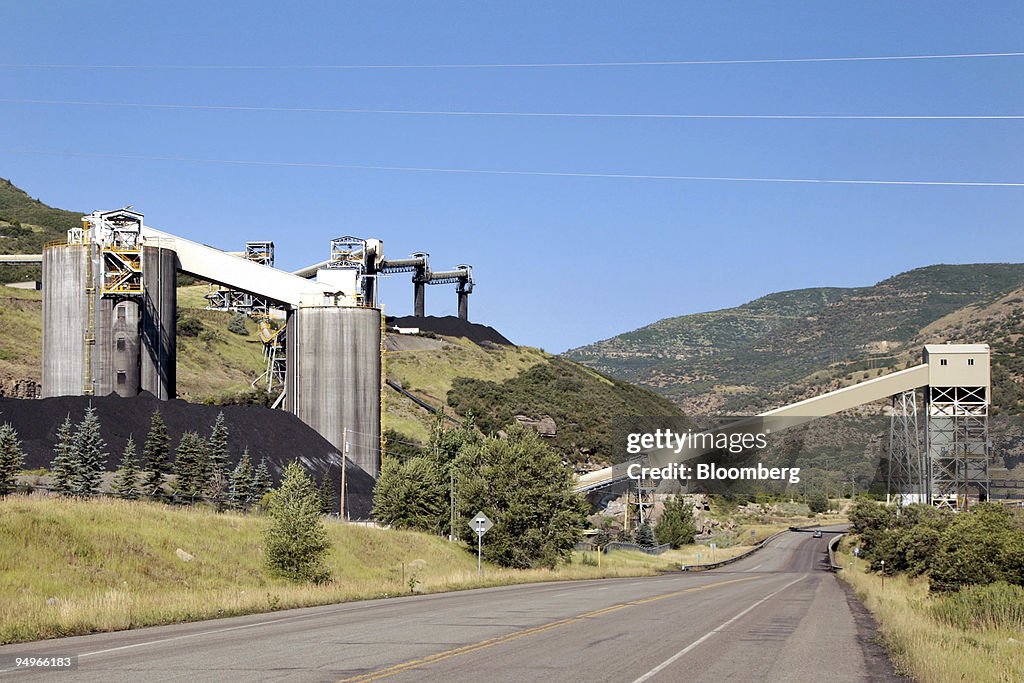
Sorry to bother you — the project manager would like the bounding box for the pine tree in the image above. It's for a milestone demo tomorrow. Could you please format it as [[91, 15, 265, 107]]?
[[70, 405, 107, 496], [142, 410, 171, 500], [206, 411, 230, 502], [634, 523, 656, 548], [49, 415, 77, 496], [654, 495, 697, 549], [173, 431, 207, 502], [111, 436, 140, 500], [317, 474, 335, 516], [0, 423, 26, 496], [253, 457, 272, 501], [264, 461, 331, 583], [230, 450, 254, 511]]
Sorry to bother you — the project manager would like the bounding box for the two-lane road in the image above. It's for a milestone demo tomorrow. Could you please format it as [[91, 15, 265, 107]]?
[[0, 530, 900, 682]]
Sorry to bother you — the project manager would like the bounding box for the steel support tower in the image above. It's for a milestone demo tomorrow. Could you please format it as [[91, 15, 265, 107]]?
[[887, 389, 926, 505]]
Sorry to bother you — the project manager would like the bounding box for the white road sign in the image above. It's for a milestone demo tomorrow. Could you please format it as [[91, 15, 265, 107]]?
[[469, 511, 493, 536]]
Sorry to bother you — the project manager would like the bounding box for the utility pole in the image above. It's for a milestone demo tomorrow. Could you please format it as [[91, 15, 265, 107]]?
[[341, 428, 348, 521], [449, 466, 456, 542]]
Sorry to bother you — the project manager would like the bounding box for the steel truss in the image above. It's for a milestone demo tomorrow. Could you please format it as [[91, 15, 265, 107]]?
[[887, 389, 926, 504], [927, 385, 989, 510]]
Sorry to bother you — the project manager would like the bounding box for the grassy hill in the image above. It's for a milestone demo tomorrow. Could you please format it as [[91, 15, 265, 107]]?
[[0, 177, 83, 283], [565, 264, 1024, 415], [385, 334, 684, 464]]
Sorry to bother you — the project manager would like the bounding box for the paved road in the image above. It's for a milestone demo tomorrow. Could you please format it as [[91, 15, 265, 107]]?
[[0, 529, 899, 682]]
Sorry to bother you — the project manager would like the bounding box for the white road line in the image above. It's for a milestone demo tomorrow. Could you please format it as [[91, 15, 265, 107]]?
[[630, 575, 806, 683], [748, 563, 764, 572], [78, 613, 320, 658]]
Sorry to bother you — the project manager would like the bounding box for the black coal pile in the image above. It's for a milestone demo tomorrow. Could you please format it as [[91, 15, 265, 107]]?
[[387, 315, 513, 346], [0, 394, 375, 518]]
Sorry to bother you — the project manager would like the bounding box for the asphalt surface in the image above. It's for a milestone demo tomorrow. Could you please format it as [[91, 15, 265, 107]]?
[[0, 529, 901, 683]]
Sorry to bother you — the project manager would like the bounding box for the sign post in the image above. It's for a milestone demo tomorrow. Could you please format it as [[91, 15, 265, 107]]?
[[469, 511, 493, 576]]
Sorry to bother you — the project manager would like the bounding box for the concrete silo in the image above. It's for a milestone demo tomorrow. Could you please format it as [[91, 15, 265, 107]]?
[[285, 305, 382, 479], [41, 209, 175, 399]]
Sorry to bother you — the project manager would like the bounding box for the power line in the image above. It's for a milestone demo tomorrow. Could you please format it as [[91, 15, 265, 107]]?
[[0, 51, 1022, 70], [1, 98, 1020, 120], [4, 148, 1022, 187]]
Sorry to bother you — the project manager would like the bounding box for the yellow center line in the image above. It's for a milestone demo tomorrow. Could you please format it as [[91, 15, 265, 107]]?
[[337, 575, 760, 683]]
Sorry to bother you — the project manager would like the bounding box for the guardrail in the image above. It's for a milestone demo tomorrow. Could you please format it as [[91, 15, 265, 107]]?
[[678, 528, 790, 571], [827, 533, 845, 572], [604, 541, 671, 556]]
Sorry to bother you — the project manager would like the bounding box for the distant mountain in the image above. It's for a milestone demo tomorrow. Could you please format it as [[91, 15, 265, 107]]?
[[565, 264, 1024, 415]]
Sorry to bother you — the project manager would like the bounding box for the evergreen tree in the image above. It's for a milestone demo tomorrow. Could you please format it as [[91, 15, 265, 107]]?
[[634, 523, 656, 548], [111, 436, 140, 500], [230, 450, 254, 510], [49, 415, 77, 496], [206, 411, 230, 502], [264, 461, 331, 583], [142, 410, 171, 500], [173, 431, 207, 502], [654, 495, 697, 549], [70, 405, 107, 496], [0, 423, 26, 496], [253, 457, 272, 501], [317, 474, 335, 516]]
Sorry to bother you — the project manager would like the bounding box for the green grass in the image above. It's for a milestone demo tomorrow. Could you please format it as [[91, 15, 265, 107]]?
[[0, 495, 718, 645], [386, 338, 548, 403], [175, 308, 266, 400], [0, 291, 43, 379], [837, 544, 1024, 682]]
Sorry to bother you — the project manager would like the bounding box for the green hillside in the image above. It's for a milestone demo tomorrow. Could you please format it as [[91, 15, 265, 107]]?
[[566, 264, 1024, 415], [0, 177, 83, 283], [385, 336, 683, 464]]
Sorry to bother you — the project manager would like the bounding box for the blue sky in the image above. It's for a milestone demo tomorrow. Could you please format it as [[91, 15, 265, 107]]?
[[1, 2, 1022, 352]]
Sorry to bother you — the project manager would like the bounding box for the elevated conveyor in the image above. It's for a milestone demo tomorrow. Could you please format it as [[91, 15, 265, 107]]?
[[0, 254, 43, 264], [140, 226, 327, 308], [575, 363, 931, 492]]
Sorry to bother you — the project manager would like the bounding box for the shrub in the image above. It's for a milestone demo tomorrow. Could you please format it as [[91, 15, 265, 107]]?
[[807, 493, 829, 514], [227, 313, 249, 336], [930, 582, 1024, 631], [177, 315, 203, 337], [929, 503, 1024, 592]]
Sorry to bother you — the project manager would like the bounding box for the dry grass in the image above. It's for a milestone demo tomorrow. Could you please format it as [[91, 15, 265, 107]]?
[[837, 544, 1024, 683], [0, 496, 708, 645]]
